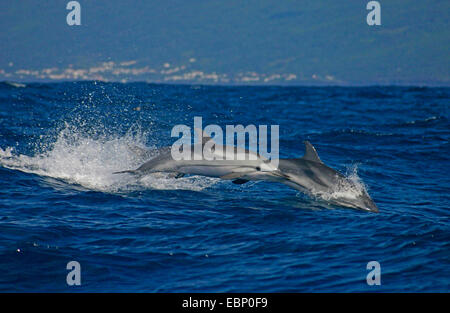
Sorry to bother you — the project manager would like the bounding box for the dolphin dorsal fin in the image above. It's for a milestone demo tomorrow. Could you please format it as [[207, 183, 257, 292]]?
[[302, 141, 323, 163], [194, 127, 213, 144]]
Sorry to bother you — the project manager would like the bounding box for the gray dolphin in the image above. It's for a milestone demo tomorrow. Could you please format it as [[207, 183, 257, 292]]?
[[115, 140, 378, 213], [262, 142, 379, 212], [114, 134, 278, 181]]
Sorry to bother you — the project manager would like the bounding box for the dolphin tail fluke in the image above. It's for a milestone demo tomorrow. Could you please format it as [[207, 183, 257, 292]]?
[[167, 172, 185, 179], [113, 169, 138, 175]]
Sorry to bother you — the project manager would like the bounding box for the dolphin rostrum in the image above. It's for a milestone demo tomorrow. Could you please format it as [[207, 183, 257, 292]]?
[[115, 138, 378, 212]]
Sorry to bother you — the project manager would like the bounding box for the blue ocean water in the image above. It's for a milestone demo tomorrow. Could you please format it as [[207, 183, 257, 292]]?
[[0, 82, 448, 292]]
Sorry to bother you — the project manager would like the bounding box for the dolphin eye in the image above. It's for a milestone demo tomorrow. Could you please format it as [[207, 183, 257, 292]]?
[[256, 166, 261, 171]]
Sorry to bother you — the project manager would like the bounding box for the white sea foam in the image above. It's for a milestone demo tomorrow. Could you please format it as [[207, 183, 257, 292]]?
[[311, 165, 369, 203], [0, 125, 218, 193]]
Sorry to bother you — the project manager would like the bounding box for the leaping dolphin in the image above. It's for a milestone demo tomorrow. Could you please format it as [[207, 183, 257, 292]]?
[[114, 139, 378, 213], [265, 142, 379, 212], [114, 133, 278, 181]]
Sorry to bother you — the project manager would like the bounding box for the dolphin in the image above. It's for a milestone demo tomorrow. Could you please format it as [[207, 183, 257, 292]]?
[[261, 142, 379, 212], [114, 133, 278, 182], [115, 138, 378, 213]]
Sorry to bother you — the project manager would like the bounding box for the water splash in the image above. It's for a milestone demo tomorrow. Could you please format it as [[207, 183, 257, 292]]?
[[313, 164, 369, 202], [0, 124, 217, 193]]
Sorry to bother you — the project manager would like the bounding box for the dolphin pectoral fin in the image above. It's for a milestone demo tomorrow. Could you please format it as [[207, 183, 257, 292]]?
[[232, 179, 249, 184], [302, 141, 323, 164], [220, 172, 245, 180]]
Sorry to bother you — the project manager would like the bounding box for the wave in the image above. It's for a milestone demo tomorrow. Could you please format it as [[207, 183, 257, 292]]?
[[2, 81, 27, 88]]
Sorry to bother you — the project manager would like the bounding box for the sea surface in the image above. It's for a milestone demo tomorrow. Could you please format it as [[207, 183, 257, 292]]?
[[0, 82, 448, 292]]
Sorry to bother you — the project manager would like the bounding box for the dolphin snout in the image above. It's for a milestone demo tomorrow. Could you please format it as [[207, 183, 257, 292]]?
[[365, 204, 379, 213], [361, 194, 379, 213]]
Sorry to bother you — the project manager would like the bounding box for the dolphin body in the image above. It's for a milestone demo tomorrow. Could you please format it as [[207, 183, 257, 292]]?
[[115, 139, 378, 212], [265, 143, 379, 212], [115, 134, 278, 181]]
